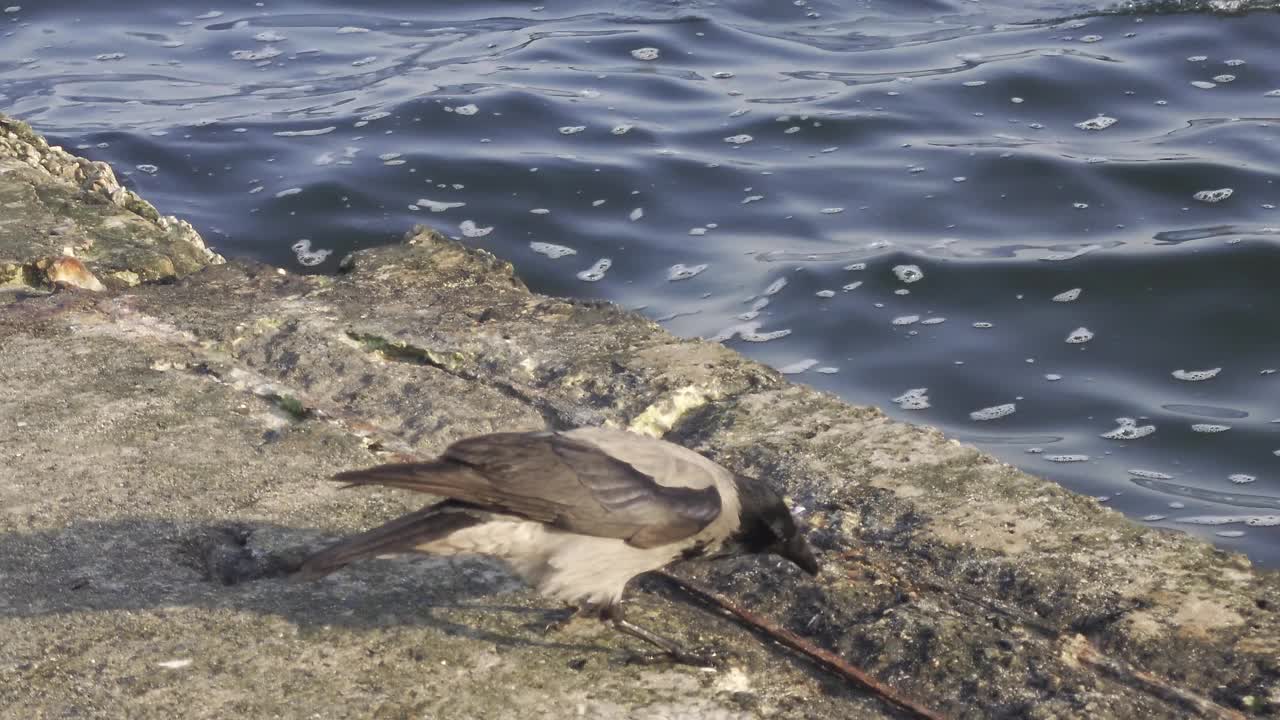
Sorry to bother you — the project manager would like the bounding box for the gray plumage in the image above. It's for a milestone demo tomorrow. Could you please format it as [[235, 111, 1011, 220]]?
[[297, 427, 818, 663]]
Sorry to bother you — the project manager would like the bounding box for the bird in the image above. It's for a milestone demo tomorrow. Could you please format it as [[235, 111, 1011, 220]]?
[[295, 426, 819, 664]]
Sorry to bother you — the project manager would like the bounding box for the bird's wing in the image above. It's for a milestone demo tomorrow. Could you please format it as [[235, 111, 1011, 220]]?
[[332, 432, 722, 548]]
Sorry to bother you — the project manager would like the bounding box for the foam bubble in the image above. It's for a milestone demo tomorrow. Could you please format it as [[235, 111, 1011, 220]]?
[[667, 263, 708, 281], [274, 127, 337, 137], [254, 31, 286, 42], [459, 220, 493, 238], [1101, 417, 1155, 440], [454, 104, 479, 116], [611, 124, 633, 135], [530, 242, 576, 259], [559, 126, 586, 135], [1172, 367, 1221, 381], [842, 281, 863, 292], [291, 239, 332, 267], [136, 164, 158, 175], [1193, 188, 1233, 203], [1052, 288, 1082, 302], [892, 315, 920, 326], [1213, 74, 1236, 83], [724, 134, 754, 145], [764, 277, 788, 296], [1142, 514, 1167, 522], [337, 26, 370, 34], [1045, 454, 1089, 463], [815, 290, 835, 298], [973, 322, 994, 329], [1187, 55, 1208, 62], [1045, 373, 1062, 381], [820, 207, 845, 214], [844, 262, 867, 271], [970, 403, 1016, 421], [1228, 474, 1256, 484], [417, 198, 465, 212], [921, 317, 946, 325], [893, 264, 923, 283], [1065, 327, 1094, 344], [1190, 80, 1217, 89], [231, 48, 282, 61], [1129, 469, 1174, 479], [1074, 115, 1117, 131], [815, 367, 839, 374], [779, 358, 819, 374], [576, 258, 612, 282], [631, 47, 660, 61], [275, 187, 303, 198], [1191, 423, 1231, 433], [629, 207, 644, 221], [893, 388, 930, 410]]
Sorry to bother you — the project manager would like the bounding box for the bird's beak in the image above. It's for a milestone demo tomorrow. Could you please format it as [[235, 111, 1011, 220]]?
[[777, 535, 820, 576]]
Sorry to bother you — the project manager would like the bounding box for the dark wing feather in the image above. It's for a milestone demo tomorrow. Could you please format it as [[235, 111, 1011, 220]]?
[[294, 503, 482, 581], [333, 431, 721, 548]]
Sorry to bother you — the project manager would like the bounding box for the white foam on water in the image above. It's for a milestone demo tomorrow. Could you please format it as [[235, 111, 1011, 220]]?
[[459, 220, 493, 238], [416, 198, 465, 212], [724, 134, 753, 144], [1044, 373, 1062, 381], [970, 403, 1016, 421], [844, 262, 867, 271], [1045, 454, 1090, 463], [820, 207, 845, 214], [1129, 469, 1174, 480], [1190, 80, 1217, 89], [667, 264, 708, 281], [274, 127, 337, 137], [1193, 188, 1233, 203], [530, 242, 576, 259], [611, 124, 633, 135], [764, 277, 788, 296], [893, 388, 930, 410], [559, 126, 586, 135], [973, 322, 993, 329], [1065, 327, 1093, 344], [136, 164, 158, 175], [892, 315, 920, 326], [254, 31, 286, 42], [815, 366, 839, 374], [1101, 417, 1155, 440], [1052, 288, 1082, 302], [842, 281, 863, 292], [1172, 367, 1221, 381], [1191, 423, 1231, 433], [893, 264, 923, 283], [742, 195, 764, 204], [1216, 531, 1246, 538], [1187, 55, 1208, 61], [576, 258, 612, 282], [629, 207, 644, 221], [231, 48, 282, 61], [291, 239, 332, 267], [1074, 115, 1117, 131], [1228, 474, 1256, 484], [778, 358, 819, 374], [454, 104, 479, 116], [962, 80, 987, 87], [337, 26, 370, 33], [815, 290, 835, 298], [529, 208, 550, 215], [1213, 74, 1236, 83], [920, 317, 946, 325], [631, 47, 660, 61], [274, 187, 302, 198]]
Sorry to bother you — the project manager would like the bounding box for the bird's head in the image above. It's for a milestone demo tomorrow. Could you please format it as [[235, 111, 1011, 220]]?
[[722, 475, 820, 576]]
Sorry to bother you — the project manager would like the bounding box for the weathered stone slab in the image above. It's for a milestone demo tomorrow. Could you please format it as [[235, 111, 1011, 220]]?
[[1, 114, 1276, 719]]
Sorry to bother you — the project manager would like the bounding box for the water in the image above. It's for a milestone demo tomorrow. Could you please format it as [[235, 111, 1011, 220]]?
[[4, 0, 1280, 565]]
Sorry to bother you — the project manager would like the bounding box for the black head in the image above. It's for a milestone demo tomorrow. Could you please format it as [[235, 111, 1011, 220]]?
[[724, 475, 819, 575]]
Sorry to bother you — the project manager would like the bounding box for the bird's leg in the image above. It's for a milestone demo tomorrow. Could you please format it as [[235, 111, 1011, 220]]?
[[599, 604, 716, 667]]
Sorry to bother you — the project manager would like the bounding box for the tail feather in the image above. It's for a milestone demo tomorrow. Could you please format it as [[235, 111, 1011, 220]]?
[[294, 505, 481, 581]]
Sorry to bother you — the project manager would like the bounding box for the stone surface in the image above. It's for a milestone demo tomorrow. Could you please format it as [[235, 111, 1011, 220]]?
[[2, 113, 1277, 719]]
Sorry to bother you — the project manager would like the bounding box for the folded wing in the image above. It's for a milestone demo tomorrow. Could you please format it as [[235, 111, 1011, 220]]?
[[332, 431, 723, 548]]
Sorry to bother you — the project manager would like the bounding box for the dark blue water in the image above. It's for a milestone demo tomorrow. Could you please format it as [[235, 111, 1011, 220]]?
[[4, 0, 1280, 564]]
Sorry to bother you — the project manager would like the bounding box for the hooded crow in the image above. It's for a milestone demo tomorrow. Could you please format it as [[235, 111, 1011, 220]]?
[[296, 426, 819, 663]]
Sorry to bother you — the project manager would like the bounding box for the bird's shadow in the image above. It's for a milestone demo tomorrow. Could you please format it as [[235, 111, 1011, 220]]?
[[0, 518, 613, 656]]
